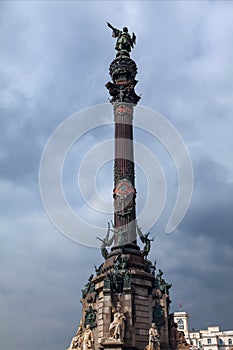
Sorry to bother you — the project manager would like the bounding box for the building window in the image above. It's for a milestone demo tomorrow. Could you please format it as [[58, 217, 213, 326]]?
[[177, 319, 184, 330], [228, 339, 232, 345], [207, 339, 212, 344], [219, 339, 223, 345], [198, 341, 202, 348]]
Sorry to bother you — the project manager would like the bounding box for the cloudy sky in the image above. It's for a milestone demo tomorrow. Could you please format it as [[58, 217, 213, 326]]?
[[1, 1, 233, 349]]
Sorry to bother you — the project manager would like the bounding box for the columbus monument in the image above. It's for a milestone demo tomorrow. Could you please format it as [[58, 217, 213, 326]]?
[[67, 24, 185, 350]]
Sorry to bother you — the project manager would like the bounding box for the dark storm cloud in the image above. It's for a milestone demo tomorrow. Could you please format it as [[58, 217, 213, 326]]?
[[0, 199, 102, 349], [0, 2, 112, 184], [153, 155, 233, 330], [181, 156, 233, 245]]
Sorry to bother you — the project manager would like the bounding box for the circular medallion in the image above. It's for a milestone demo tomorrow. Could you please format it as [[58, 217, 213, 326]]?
[[114, 179, 135, 199]]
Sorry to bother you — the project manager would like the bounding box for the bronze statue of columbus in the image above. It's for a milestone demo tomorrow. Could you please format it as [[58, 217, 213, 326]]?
[[107, 22, 136, 53]]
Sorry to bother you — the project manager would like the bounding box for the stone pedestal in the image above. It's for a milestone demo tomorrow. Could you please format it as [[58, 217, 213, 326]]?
[[101, 340, 125, 350], [78, 244, 175, 350]]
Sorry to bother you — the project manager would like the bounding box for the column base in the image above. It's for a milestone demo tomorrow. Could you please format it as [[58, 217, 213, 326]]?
[[101, 339, 125, 350]]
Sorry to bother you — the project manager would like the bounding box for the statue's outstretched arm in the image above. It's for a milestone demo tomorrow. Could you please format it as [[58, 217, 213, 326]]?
[[107, 22, 115, 30], [107, 22, 120, 38]]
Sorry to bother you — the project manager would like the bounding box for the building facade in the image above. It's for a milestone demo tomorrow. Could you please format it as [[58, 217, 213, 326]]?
[[173, 312, 190, 340], [174, 312, 233, 350]]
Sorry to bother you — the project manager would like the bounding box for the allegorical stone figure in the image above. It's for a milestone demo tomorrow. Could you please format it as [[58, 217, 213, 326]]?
[[109, 302, 126, 341], [68, 320, 83, 349], [82, 324, 94, 350], [148, 323, 160, 350]]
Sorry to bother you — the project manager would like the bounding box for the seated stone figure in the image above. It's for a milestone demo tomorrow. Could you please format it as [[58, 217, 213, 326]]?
[[68, 320, 83, 349], [109, 302, 126, 341]]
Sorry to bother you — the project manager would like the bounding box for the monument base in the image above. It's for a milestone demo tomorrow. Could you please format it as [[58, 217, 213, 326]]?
[[100, 340, 125, 350], [100, 340, 140, 350]]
